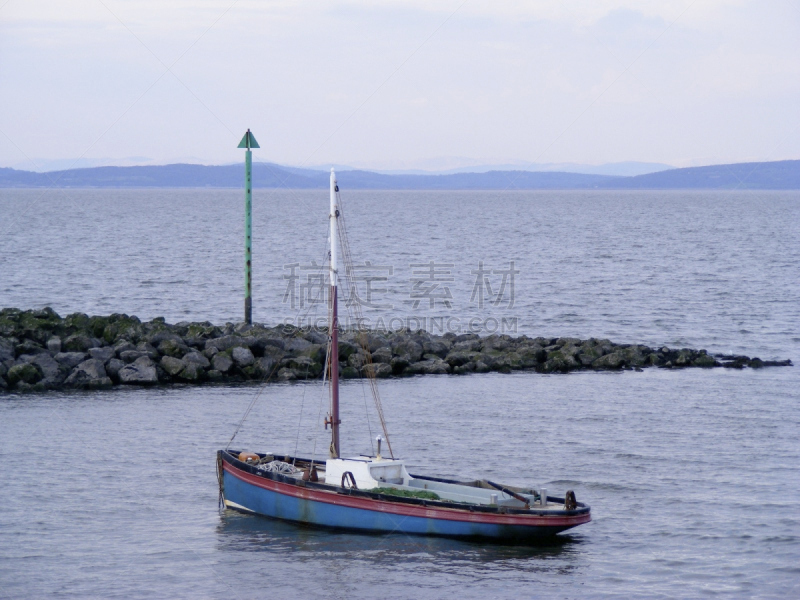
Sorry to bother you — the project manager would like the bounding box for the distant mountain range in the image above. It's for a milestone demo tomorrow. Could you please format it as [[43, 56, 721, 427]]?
[[304, 160, 675, 177], [1, 160, 798, 190]]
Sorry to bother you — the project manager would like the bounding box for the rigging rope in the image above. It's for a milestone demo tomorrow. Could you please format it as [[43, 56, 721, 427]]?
[[335, 189, 395, 459]]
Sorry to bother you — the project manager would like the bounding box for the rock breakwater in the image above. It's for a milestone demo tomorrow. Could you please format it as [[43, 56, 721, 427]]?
[[0, 308, 792, 393]]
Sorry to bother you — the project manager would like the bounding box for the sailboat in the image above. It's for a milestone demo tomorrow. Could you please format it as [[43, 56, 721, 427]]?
[[216, 169, 591, 541]]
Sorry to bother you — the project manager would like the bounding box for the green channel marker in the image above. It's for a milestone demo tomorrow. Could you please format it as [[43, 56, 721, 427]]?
[[238, 129, 259, 324]]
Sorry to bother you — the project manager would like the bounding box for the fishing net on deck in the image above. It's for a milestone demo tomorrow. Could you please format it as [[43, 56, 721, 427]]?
[[256, 460, 299, 474]]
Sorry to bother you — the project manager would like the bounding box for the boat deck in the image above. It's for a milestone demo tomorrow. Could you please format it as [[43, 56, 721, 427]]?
[[225, 451, 582, 515]]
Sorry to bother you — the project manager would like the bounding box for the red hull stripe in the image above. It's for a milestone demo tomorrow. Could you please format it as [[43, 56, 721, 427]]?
[[224, 463, 590, 528]]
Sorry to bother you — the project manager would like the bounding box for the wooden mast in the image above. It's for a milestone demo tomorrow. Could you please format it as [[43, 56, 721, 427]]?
[[329, 168, 341, 458]]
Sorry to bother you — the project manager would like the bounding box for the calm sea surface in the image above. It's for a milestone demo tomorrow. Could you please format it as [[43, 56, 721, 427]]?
[[1, 189, 798, 598]]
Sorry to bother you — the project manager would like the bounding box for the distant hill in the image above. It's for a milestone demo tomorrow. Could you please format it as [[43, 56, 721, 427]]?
[[0, 163, 322, 189], [0, 164, 617, 189], [0, 159, 798, 190], [598, 160, 800, 190]]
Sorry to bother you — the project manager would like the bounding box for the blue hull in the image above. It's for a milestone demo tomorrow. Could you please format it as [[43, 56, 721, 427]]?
[[222, 468, 578, 540]]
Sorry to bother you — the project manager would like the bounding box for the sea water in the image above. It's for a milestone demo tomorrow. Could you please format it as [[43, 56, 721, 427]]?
[[0, 189, 798, 598]]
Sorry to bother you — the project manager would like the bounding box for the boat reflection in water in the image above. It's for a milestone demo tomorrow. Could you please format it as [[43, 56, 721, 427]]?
[[217, 509, 584, 558]]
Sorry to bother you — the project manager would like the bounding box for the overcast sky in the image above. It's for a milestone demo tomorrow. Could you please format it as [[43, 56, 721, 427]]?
[[1, 0, 798, 171]]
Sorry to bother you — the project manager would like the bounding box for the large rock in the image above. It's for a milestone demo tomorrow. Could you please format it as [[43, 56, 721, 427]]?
[[364, 333, 390, 353], [405, 359, 451, 375], [558, 344, 581, 358], [147, 330, 184, 347], [7, 362, 42, 386], [575, 344, 601, 366], [105, 358, 125, 382], [120, 350, 148, 363], [100, 314, 144, 344], [206, 369, 224, 381], [302, 329, 328, 345], [371, 347, 392, 364], [340, 366, 359, 379], [391, 339, 423, 362], [183, 322, 218, 341], [621, 345, 649, 367], [283, 335, 309, 355], [336, 340, 359, 360], [646, 353, 663, 366], [516, 346, 544, 368], [183, 351, 210, 368], [29, 353, 67, 387], [158, 338, 190, 358], [250, 356, 277, 379], [521, 343, 547, 360], [493, 351, 524, 371], [300, 344, 326, 363], [693, 354, 716, 368], [211, 353, 234, 373], [46, 337, 62, 353], [277, 367, 297, 381], [482, 335, 511, 352], [452, 338, 481, 352], [445, 350, 477, 368], [118, 356, 158, 385], [541, 351, 581, 373], [389, 356, 410, 374], [280, 356, 321, 377], [135, 342, 159, 360], [343, 332, 388, 353], [592, 352, 626, 370], [261, 344, 285, 362], [88, 347, 115, 362], [178, 362, 203, 381], [15, 339, 48, 356], [452, 361, 476, 375], [422, 339, 450, 358], [674, 349, 695, 367], [252, 336, 285, 355], [54, 352, 88, 369], [63, 334, 102, 353], [113, 340, 136, 356], [348, 352, 367, 369], [205, 335, 255, 353], [160, 356, 186, 376], [361, 363, 392, 378], [231, 346, 255, 367], [0, 338, 14, 362], [65, 359, 112, 389], [474, 360, 491, 373]]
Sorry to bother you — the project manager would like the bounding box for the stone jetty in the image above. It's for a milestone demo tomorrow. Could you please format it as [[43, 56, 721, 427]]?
[[0, 308, 792, 393]]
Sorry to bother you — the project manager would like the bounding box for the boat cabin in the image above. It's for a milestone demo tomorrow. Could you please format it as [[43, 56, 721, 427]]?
[[325, 457, 411, 488]]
